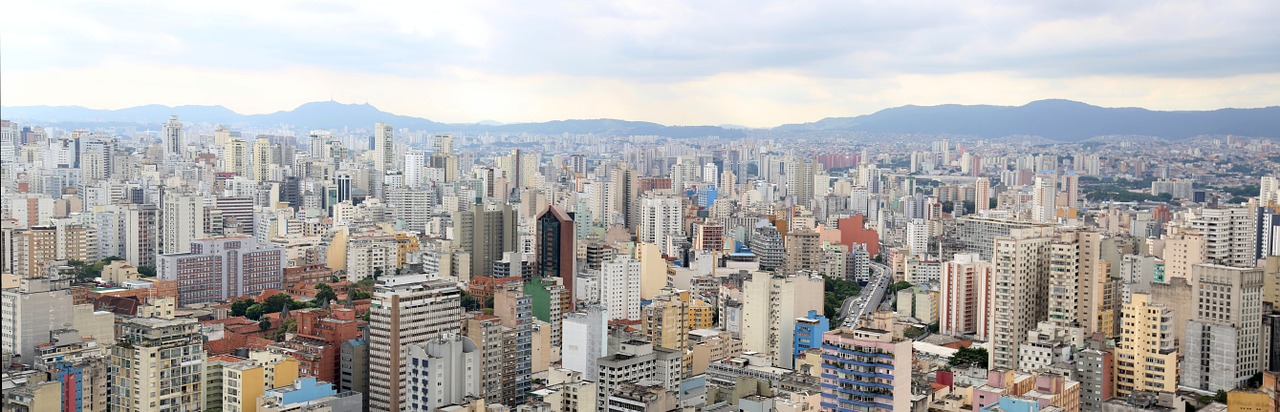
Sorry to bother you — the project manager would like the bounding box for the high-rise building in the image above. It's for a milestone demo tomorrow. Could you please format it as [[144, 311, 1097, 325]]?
[[600, 256, 642, 321], [1074, 338, 1115, 411], [1047, 229, 1104, 334], [2, 277, 73, 361], [989, 226, 1053, 370], [641, 289, 712, 376], [162, 115, 183, 160], [956, 216, 1051, 261], [637, 190, 683, 247], [784, 229, 822, 274], [562, 305, 609, 381], [1182, 264, 1265, 391], [374, 122, 395, 172], [1186, 207, 1257, 268], [819, 328, 913, 412], [906, 218, 930, 257], [741, 271, 824, 369], [752, 225, 785, 271], [786, 156, 819, 206], [160, 192, 206, 255], [158, 236, 286, 306], [492, 285, 534, 406], [405, 334, 480, 411], [974, 177, 991, 213], [453, 203, 518, 279], [252, 137, 273, 182], [367, 275, 463, 412], [1032, 173, 1057, 223], [108, 317, 206, 412], [8, 226, 57, 279], [33, 329, 109, 412], [939, 253, 994, 340], [1114, 292, 1178, 397], [537, 205, 576, 310]]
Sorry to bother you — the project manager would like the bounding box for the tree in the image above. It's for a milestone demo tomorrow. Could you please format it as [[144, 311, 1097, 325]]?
[[948, 346, 988, 367], [264, 293, 294, 312], [373, 268, 384, 279], [461, 294, 482, 311], [314, 283, 337, 306], [245, 304, 266, 320], [259, 319, 272, 331], [137, 266, 156, 278], [230, 299, 254, 317], [889, 281, 914, 294]]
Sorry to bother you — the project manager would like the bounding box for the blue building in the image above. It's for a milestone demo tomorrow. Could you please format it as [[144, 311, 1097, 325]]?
[[696, 184, 718, 207], [793, 309, 830, 359]]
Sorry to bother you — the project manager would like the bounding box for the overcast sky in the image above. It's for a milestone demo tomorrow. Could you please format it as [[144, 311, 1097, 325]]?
[[3, 0, 1277, 127]]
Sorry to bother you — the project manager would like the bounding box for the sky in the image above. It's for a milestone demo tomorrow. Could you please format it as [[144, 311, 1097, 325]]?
[[2, 0, 1278, 128]]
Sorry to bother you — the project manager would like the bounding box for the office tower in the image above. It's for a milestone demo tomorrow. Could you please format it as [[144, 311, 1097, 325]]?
[[1186, 207, 1257, 267], [786, 156, 818, 206], [368, 275, 463, 412], [820, 328, 913, 412], [109, 317, 206, 412], [453, 202, 518, 279], [1047, 229, 1104, 334], [333, 170, 353, 204], [600, 256, 642, 321], [2, 278, 73, 361], [562, 305, 609, 381], [405, 334, 480, 411], [33, 329, 109, 412], [403, 150, 426, 187], [374, 122, 394, 172], [1032, 174, 1057, 223], [162, 115, 183, 159], [794, 309, 830, 358], [158, 236, 285, 306], [1183, 264, 1265, 391], [1257, 207, 1280, 261], [224, 136, 248, 175], [160, 192, 205, 255], [537, 205, 576, 310], [385, 188, 432, 233], [741, 271, 824, 369], [974, 177, 991, 213], [752, 225, 785, 271], [990, 226, 1053, 371], [637, 190, 683, 246], [940, 253, 994, 340], [1114, 292, 1178, 397]]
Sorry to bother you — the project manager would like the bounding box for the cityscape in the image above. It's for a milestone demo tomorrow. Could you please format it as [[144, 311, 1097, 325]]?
[[3, 2, 1280, 412]]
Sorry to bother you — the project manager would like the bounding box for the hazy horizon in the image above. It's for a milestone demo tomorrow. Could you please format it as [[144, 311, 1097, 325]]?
[[3, 0, 1278, 127]]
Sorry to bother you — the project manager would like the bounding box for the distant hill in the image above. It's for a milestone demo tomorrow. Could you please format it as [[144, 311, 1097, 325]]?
[[0, 101, 744, 138], [776, 99, 1280, 140], [5, 99, 1276, 140]]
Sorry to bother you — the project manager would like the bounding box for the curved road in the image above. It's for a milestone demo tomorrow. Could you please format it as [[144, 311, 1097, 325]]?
[[838, 261, 891, 328]]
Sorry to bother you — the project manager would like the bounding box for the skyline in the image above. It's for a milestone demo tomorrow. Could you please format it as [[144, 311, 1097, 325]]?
[[3, 1, 1279, 127]]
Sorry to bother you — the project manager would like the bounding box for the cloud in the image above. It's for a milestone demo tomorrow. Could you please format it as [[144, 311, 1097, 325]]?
[[2, 0, 1277, 126]]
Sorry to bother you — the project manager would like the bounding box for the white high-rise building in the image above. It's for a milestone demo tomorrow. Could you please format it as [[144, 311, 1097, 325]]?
[[405, 334, 480, 412], [989, 226, 1053, 370], [162, 115, 183, 159], [740, 271, 823, 369], [1186, 207, 1257, 267], [562, 305, 609, 381], [403, 150, 427, 188], [974, 177, 991, 213], [906, 218, 930, 257], [1182, 264, 1265, 391], [600, 256, 641, 321], [702, 163, 718, 183], [161, 192, 205, 255], [374, 122, 395, 172], [368, 275, 464, 412], [1031, 174, 1057, 223], [1261, 176, 1280, 205], [939, 253, 993, 340], [638, 191, 683, 246], [786, 157, 819, 206]]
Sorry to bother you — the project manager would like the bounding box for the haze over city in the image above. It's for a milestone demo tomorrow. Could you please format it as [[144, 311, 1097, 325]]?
[[3, 0, 1279, 126]]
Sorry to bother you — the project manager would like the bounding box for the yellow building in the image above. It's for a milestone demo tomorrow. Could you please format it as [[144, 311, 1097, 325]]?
[[1227, 371, 1279, 412], [101, 260, 140, 284], [224, 352, 300, 412], [1114, 292, 1178, 397], [641, 288, 714, 376]]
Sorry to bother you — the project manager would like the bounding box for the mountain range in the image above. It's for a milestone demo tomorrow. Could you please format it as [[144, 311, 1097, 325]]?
[[3, 99, 1278, 141]]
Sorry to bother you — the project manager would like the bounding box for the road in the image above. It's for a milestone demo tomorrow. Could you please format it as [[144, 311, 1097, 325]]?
[[838, 261, 891, 328]]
